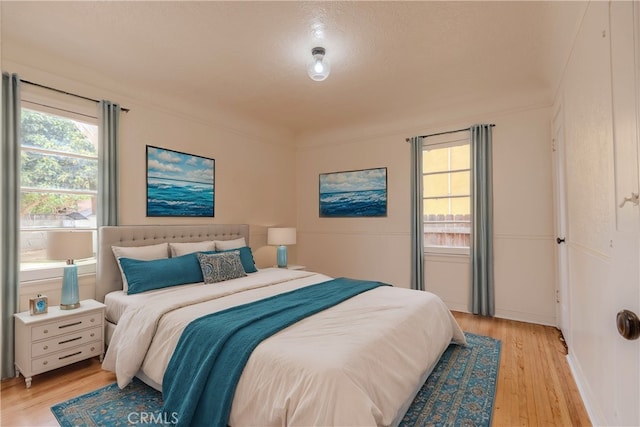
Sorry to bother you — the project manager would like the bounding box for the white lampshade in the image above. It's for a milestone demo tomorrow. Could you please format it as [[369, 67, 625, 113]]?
[[46, 230, 94, 262], [267, 228, 297, 246]]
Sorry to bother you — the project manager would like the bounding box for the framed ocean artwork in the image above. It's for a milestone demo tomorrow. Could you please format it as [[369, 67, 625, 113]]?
[[146, 145, 215, 217], [319, 167, 387, 217]]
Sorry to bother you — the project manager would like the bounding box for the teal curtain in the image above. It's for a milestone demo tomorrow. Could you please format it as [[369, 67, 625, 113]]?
[[409, 136, 425, 291], [98, 101, 120, 227], [470, 124, 494, 316], [1, 73, 21, 379]]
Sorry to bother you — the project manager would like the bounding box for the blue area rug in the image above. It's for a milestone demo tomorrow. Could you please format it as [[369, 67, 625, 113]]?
[[399, 332, 501, 427], [51, 332, 500, 427]]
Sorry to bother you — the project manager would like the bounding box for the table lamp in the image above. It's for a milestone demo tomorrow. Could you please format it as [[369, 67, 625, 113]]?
[[267, 227, 296, 268], [46, 230, 93, 310]]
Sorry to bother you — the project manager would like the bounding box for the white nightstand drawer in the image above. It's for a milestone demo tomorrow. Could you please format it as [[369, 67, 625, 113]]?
[[31, 326, 102, 358], [31, 341, 102, 374], [15, 299, 106, 388], [31, 313, 102, 341]]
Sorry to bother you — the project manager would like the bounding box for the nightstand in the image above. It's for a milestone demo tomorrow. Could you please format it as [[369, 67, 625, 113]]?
[[274, 265, 306, 271], [14, 299, 105, 388]]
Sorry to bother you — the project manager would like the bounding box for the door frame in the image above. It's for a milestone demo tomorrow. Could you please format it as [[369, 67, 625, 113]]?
[[552, 103, 570, 341]]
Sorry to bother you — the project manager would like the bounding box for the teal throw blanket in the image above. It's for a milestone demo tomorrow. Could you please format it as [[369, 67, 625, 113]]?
[[162, 277, 388, 427]]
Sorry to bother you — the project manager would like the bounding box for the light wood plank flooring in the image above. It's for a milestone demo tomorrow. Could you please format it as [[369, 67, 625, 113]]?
[[1, 311, 590, 426], [452, 312, 591, 426]]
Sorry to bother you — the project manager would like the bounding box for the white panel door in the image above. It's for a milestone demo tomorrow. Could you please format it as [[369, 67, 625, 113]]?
[[609, 2, 640, 425]]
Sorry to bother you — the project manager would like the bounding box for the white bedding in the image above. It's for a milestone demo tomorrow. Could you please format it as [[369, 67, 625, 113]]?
[[102, 268, 466, 426], [104, 282, 203, 324]]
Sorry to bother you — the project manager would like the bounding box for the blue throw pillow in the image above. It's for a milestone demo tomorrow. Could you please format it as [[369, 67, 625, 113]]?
[[201, 246, 257, 273], [119, 253, 204, 295], [197, 251, 247, 284]]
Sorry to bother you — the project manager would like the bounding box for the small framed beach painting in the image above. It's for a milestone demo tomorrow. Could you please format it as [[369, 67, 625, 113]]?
[[319, 167, 387, 217], [146, 145, 215, 217]]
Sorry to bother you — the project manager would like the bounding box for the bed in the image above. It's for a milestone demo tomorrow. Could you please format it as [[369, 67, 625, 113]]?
[[98, 224, 466, 426]]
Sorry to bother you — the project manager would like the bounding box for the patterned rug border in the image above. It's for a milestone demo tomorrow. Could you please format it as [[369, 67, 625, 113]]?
[[52, 332, 500, 427], [399, 332, 501, 426]]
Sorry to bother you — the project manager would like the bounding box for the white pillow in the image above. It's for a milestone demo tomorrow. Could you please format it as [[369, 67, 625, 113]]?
[[215, 237, 247, 251], [169, 241, 216, 257], [111, 242, 169, 293]]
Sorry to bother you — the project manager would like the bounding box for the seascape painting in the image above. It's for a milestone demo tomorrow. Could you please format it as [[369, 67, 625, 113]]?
[[146, 146, 215, 217], [319, 167, 387, 217]]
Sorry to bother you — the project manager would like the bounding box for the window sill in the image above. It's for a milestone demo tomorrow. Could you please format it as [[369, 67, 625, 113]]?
[[424, 247, 470, 257], [20, 259, 96, 283]]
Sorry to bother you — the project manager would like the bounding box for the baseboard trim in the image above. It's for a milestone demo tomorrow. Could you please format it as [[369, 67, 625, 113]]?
[[448, 306, 556, 327], [566, 353, 600, 426], [494, 308, 556, 327]]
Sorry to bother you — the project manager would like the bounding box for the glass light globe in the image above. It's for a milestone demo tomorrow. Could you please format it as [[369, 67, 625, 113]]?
[[307, 47, 330, 81]]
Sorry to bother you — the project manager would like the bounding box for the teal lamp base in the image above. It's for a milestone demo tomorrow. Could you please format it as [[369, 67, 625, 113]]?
[[60, 263, 80, 310], [276, 245, 288, 268]]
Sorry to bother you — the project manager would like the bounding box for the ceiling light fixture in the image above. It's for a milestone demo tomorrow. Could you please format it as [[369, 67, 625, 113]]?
[[307, 47, 330, 81]]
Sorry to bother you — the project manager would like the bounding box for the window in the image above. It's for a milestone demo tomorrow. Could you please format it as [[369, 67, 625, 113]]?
[[20, 103, 98, 280], [423, 135, 470, 254]]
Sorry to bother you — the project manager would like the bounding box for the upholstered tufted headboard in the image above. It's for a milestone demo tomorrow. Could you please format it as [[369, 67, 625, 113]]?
[[96, 224, 250, 302]]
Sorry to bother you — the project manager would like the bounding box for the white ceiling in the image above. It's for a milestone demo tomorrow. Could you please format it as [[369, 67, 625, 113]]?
[[1, 1, 586, 135]]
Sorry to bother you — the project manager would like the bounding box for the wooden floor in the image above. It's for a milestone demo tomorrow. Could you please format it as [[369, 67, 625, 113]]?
[[0, 311, 591, 426], [452, 312, 591, 426]]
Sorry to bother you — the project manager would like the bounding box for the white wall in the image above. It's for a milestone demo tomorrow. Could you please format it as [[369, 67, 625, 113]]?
[[493, 108, 556, 324], [116, 96, 298, 268], [296, 105, 556, 325]]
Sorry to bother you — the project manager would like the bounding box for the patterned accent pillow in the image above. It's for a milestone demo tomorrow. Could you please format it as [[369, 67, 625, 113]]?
[[197, 251, 247, 284]]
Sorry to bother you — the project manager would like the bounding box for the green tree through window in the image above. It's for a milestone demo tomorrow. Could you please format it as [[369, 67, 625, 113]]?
[[20, 108, 98, 267]]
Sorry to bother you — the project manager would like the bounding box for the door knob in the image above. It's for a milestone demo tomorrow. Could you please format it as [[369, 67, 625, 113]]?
[[616, 309, 640, 340], [556, 237, 566, 244]]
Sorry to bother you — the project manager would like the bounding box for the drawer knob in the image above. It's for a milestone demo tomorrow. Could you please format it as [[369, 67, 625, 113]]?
[[43, 361, 48, 366], [90, 318, 95, 323], [90, 347, 95, 352], [43, 329, 48, 334], [90, 333, 95, 337], [43, 345, 48, 350]]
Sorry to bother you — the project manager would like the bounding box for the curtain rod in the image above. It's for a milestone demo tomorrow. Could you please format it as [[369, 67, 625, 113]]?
[[21, 79, 130, 112], [406, 124, 495, 142]]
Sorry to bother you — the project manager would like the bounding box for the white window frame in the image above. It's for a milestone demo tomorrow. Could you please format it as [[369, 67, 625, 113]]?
[[423, 134, 471, 256], [19, 91, 99, 283]]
